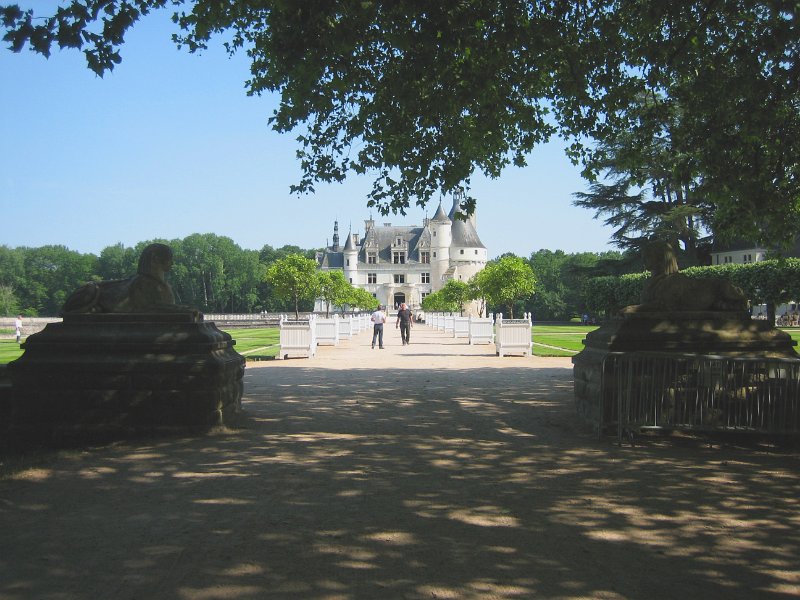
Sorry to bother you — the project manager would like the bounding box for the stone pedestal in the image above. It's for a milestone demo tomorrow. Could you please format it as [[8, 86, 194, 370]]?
[[7, 313, 245, 447], [572, 311, 798, 428]]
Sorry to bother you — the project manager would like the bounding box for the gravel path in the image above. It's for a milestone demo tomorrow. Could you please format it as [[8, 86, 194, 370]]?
[[1, 324, 799, 599]]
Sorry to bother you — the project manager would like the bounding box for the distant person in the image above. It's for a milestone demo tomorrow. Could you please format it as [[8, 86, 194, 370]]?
[[14, 314, 22, 343], [396, 303, 413, 345], [371, 305, 387, 349]]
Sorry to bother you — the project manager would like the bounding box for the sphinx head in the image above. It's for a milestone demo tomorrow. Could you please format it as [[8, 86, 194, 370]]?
[[642, 240, 679, 277], [137, 243, 174, 277]]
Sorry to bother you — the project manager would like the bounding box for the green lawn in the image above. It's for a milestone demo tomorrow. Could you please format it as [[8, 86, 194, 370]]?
[[0, 328, 282, 365], [780, 328, 800, 346], [0, 339, 23, 364], [228, 327, 280, 360], [532, 325, 595, 357]]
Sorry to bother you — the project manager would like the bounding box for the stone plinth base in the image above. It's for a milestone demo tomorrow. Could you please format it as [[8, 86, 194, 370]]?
[[7, 313, 245, 447], [572, 311, 798, 429]]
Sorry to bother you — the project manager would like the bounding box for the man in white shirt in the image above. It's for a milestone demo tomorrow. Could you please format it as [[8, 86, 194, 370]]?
[[370, 305, 387, 349], [14, 314, 22, 344]]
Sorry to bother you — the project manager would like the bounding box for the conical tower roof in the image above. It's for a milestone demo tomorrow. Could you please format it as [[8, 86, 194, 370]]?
[[431, 201, 450, 222], [343, 229, 355, 251], [451, 217, 486, 248]]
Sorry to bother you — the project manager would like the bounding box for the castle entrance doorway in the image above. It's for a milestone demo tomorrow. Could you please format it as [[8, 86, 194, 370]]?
[[393, 293, 406, 310]]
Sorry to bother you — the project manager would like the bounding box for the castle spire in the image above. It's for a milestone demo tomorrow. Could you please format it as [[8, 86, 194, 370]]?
[[332, 220, 340, 251]]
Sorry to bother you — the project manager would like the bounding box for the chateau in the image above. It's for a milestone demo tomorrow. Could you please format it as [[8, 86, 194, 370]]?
[[316, 191, 488, 312]]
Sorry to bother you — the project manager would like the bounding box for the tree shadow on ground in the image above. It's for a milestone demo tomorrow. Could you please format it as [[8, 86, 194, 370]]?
[[1, 364, 798, 599]]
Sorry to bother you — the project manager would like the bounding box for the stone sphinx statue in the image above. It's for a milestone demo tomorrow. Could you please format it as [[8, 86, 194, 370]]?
[[626, 240, 748, 313], [62, 243, 196, 315]]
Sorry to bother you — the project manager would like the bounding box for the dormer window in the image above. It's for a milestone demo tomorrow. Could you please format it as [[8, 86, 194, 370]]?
[[367, 251, 377, 264], [421, 251, 430, 264], [393, 251, 406, 264]]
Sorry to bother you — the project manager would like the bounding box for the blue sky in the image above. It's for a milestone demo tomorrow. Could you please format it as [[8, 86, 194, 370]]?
[[0, 5, 617, 259]]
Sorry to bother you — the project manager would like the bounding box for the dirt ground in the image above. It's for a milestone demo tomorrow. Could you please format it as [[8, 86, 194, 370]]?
[[1, 325, 799, 600]]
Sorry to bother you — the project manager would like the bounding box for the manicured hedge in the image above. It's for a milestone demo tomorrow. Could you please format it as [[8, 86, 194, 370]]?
[[584, 259, 800, 318]]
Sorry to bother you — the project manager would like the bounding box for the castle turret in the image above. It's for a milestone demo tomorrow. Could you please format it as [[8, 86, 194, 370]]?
[[429, 200, 452, 288], [343, 229, 358, 284]]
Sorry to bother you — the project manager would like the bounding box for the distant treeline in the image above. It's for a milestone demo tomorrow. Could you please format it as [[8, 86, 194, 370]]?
[[6, 236, 787, 321], [0, 234, 321, 316], [0, 238, 635, 319]]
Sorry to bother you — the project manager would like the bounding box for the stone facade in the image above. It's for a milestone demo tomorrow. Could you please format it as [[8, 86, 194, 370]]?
[[316, 192, 488, 313]]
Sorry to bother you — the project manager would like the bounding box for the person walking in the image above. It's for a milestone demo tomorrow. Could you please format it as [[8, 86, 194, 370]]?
[[14, 314, 23, 344], [370, 305, 387, 349], [396, 303, 413, 345]]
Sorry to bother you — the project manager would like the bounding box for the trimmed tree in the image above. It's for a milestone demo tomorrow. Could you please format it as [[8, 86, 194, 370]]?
[[439, 279, 470, 316], [474, 255, 536, 319], [348, 286, 379, 313], [264, 254, 320, 319], [317, 270, 351, 317]]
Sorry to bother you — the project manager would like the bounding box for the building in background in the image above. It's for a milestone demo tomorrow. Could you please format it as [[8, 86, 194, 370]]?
[[711, 238, 800, 321], [316, 190, 488, 313]]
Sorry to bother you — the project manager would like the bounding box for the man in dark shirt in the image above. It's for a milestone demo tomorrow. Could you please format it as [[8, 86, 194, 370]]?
[[396, 303, 414, 345]]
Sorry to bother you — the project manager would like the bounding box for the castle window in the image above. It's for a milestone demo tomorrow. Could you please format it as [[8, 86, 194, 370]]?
[[421, 272, 430, 284], [346, 259, 350, 266], [368, 273, 377, 284], [395, 237, 403, 246], [394, 274, 405, 284], [433, 252, 437, 258], [367, 251, 377, 264], [393, 251, 406, 264], [460, 249, 464, 255], [475, 249, 478, 255], [421, 251, 430, 264]]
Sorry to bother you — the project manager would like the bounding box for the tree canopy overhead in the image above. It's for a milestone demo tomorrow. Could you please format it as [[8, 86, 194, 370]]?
[[4, 1, 799, 243]]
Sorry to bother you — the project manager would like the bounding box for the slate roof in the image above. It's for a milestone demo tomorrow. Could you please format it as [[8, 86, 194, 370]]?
[[318, 196, 486, 267], [451, 218, 485, 248], [369, 225, 424, 263], [319, 252, 344, 269], [431, 202, 450, 222]]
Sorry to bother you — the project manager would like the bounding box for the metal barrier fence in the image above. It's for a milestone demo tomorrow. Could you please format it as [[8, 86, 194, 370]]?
[[601, 352, 800, 441]]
